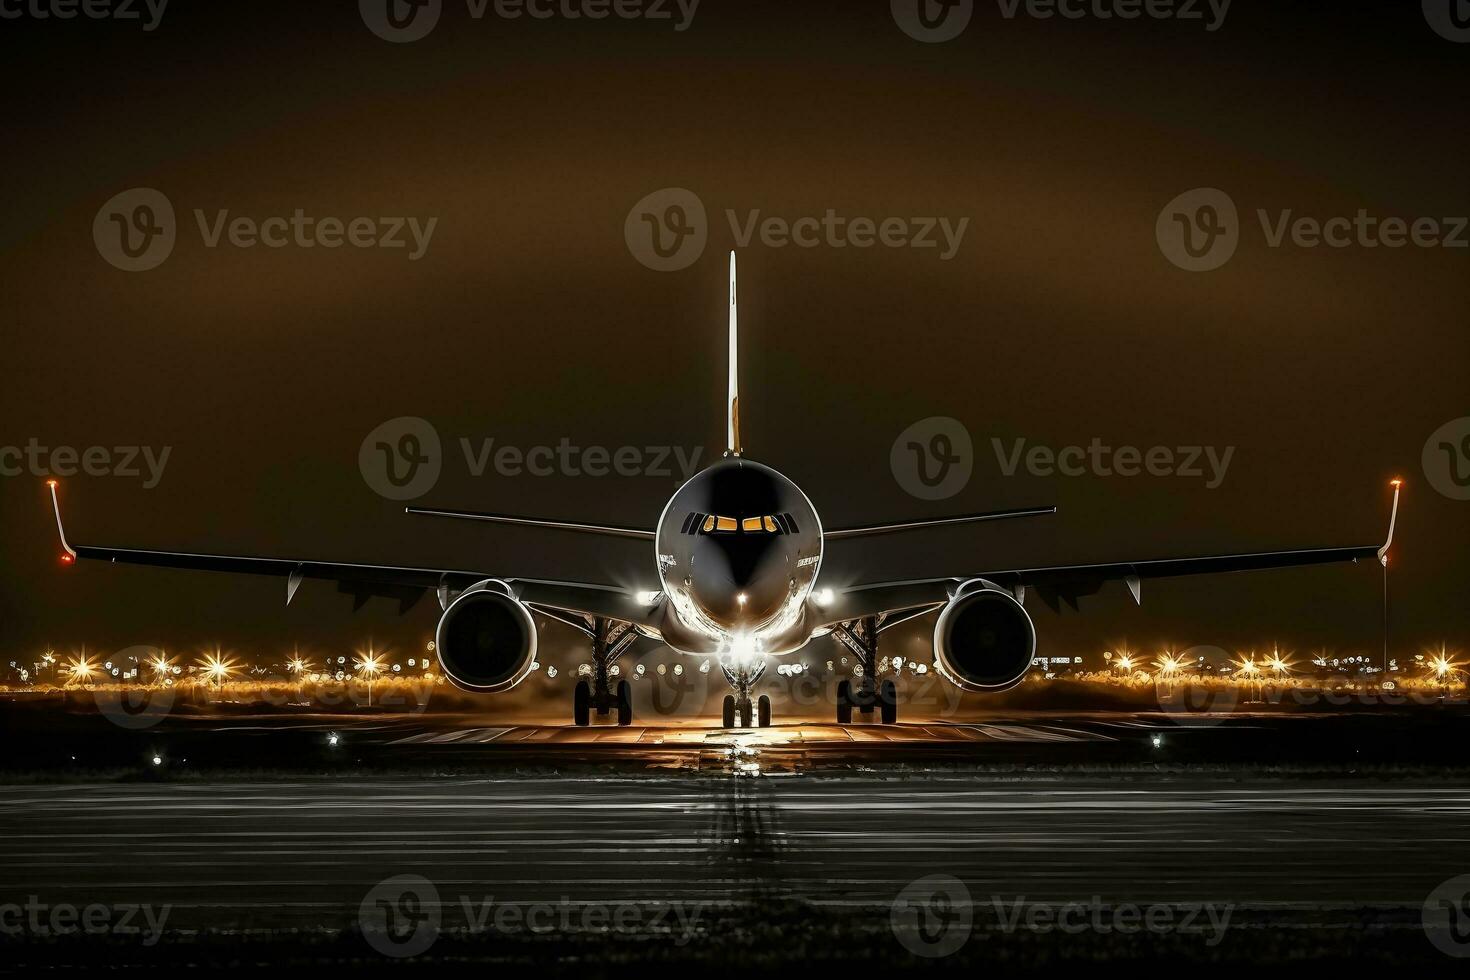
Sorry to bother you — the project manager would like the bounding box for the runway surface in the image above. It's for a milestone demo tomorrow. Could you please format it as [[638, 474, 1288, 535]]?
[[4, 770, 1469, 936]]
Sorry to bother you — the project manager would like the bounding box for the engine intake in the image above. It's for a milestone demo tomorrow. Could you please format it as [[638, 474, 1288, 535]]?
[[435, 587, 537, 693], [933, 587, 1036, 692]]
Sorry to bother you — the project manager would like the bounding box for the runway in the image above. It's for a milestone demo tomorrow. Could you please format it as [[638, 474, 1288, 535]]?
[[3, 771, 1468, 937]]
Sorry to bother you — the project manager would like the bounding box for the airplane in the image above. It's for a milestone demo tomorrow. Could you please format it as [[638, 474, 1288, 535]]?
[[45, 252, 1402, 728]]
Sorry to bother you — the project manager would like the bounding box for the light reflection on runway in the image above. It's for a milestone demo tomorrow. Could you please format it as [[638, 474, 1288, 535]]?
[[3, 775, 1470, 932]]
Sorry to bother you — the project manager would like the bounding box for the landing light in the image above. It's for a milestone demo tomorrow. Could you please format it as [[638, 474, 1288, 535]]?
[[814, 588, 835, 607]]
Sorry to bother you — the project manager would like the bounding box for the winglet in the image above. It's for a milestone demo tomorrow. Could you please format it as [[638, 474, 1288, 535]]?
[[1378, 478, 1402, 565], [47, 480, 77, 563]]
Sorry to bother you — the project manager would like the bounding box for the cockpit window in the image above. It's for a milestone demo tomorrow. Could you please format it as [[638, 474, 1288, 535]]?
[[696, 515, 785, 535]]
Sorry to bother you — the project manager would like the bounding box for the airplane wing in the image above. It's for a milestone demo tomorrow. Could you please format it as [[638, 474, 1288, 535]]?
[[814, 482, 1401, 627], [44, 481, 659, 626]]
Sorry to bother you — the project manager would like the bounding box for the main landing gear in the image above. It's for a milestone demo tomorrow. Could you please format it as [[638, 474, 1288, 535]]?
[[720, 663, 772, 729], [832, 616, 898, 725], [573, 617, 637, 727]]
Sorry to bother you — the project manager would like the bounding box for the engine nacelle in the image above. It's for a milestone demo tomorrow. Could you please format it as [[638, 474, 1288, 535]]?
[[932, 587, 1037, 693], [435, 587, 537, 693]]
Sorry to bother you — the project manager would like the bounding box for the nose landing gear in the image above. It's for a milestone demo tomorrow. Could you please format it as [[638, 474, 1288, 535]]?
[[720, 664, 771, 728], [573, 617, 637, 727], [832, 616, 899, 725]]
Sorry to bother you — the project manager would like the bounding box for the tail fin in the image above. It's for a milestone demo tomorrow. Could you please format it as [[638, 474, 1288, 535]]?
[[726, 250, 741, 457]]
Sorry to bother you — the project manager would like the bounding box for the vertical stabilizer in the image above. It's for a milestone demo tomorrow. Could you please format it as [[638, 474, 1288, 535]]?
[[726, 250, 741, 456]]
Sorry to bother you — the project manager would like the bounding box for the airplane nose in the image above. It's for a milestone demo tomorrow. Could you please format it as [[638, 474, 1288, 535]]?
[[690, 536, 787, 628]]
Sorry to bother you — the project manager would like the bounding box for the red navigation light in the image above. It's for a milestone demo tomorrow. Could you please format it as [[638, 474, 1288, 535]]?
[[1390, 478, 1404, 488], [46, 479, 58, 489], [59, 553, 75, 565]]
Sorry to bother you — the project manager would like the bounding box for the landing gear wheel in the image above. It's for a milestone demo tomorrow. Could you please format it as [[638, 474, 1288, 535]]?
[[757, 694, 771, 728], [879, 679, 897, 725], [722, 694, 736, 729], [573, 680, 591, 727], [736, 698, 754, 729], [616, 679, 633, 727], [836, 679, 853, 725]]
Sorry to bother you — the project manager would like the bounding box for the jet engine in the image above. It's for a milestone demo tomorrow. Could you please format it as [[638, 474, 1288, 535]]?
[[435, 586, 537, 693], [932, 587, 1037, 692]]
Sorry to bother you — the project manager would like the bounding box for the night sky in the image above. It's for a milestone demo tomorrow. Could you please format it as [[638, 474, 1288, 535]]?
[[2, 0, 1465, 673]]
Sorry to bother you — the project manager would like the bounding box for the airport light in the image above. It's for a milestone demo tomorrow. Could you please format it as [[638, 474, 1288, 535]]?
[[355, 646, 385, 706], [1427, 645, 1461, 698], [198, 650, 237, 692], [64, 654, 96, 687], [150, 652, 176, 680], [1266, 647, 1294, 678], [1234, 653, 1262, 703]]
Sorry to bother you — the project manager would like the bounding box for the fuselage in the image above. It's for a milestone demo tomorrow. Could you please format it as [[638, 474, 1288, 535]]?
[[653, 457, 822, 657]]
